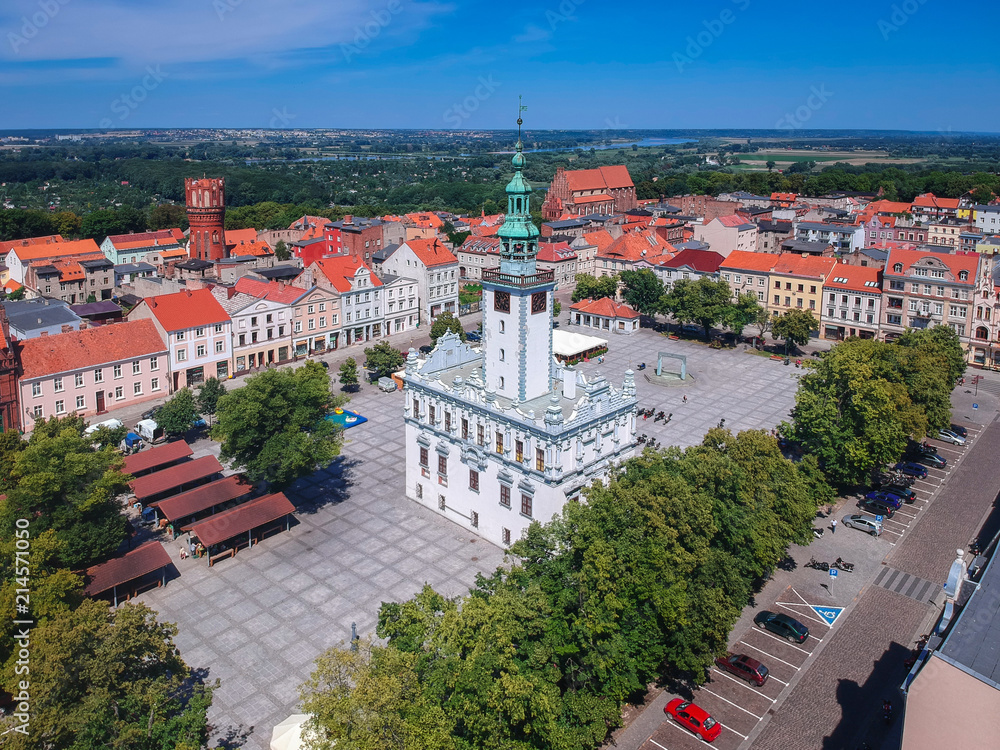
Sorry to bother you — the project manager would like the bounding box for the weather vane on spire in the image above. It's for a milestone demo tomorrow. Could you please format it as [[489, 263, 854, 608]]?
[[517, 95, 527, 142]]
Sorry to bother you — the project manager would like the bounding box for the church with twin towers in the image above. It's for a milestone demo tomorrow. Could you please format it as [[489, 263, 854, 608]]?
[[402, 112, 637, 547]]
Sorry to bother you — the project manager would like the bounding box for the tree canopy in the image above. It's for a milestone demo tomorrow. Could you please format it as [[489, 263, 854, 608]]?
[[571, 273, 619, 303], [212, 362, 345, 487], [365, 341, 406, 378], [660, 276, 734, 337], [196, 377, 227, 425], [301, 427, 828, 750], [155, 387, 199, 436], [619, 269, 663, 317], [771, 309, 819, 353], [428, 312, 466, 345], [338, 358, 359, 390]]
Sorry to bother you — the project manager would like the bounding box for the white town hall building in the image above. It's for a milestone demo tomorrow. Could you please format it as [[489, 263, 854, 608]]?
[[402, 121, 637, 547]]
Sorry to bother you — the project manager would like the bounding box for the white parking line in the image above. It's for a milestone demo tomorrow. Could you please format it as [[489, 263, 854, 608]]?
[[712, 667, 777, 698], [647, 736, 670, 750], [700, 686, 764, 719], [747, 626, 815, 654], [722, 724, 749, 740], [739, 641, 802, 671], [774, 602, 830, 627]]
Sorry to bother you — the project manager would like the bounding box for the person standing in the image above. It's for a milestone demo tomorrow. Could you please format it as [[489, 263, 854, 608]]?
[[831, 519, 837, 535]]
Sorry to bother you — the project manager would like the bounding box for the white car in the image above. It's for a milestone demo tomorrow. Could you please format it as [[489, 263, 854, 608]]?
[[842, 514, 883, 537], [84, 418, 123, 436], [937, 429, 966, 446]]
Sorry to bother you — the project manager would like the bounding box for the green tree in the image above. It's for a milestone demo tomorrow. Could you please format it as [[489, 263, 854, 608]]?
[[52, 210, 82, 237], [338, 357, 360, 391], [148, 203, 189, 231], [660, 276, 734, 337], [274, 239, 291, 261], [0, 599, 214, 750], [364, 340, 406, 378], [196, 377, 227, 426], [766, 160, 776, 172], [772, 309, 818, 353], [619, 269, 664, 317], [155, 387, 198, 437], [428, 312, 466, 344], [896, 325, 967, 386], [5, 286, 25, 301], [0, 416, 129, 570], [553, 300, 562, 317], [723, 291, 764, 336], [969, 185, 994, 205], [751, 306, 773, 345], [300, 638, 455, 750], [212, 362, 344, 488], [571, 273, 618, 302]]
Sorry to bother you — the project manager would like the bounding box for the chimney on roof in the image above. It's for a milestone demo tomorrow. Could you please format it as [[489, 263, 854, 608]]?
[[61, 324, 72, 333], [37, 318, 43, 325], [79, 320, 87, 330], [184, 289, 192, 297], [344, 215, 353, 225], [39, 331, 47, 336], [149, 298, 156, 308]]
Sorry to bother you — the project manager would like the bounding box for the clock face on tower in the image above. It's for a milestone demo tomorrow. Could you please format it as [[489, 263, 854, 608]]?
[[531, 291, 547, 314], [494, 290, 510, 313]]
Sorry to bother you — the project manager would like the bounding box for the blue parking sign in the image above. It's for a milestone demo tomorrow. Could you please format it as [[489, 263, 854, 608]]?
[[876, 515, 883, 523], [973, 403, 979, 411], [829, 568, 838, 578]]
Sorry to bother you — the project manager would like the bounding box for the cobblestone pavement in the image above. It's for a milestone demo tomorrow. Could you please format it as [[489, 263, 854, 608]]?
[[135, 384, 507, 750]]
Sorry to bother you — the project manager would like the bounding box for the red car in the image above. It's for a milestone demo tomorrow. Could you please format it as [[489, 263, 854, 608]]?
[[714, 653, 770, 686], [664, 698, 722, 742]]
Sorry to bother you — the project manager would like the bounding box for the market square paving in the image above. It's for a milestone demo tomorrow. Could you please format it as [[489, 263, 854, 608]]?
[[135, 327, 801, 749]]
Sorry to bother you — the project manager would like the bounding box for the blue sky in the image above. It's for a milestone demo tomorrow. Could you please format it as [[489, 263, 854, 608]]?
[[2, 0, 998, 131]]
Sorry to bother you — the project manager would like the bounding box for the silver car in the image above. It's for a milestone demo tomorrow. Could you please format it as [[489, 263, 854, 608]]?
[[842, 514, 883, 537], [937, 429, 966, 446]]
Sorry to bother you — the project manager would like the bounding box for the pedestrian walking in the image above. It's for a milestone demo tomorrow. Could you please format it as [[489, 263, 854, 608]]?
[[831, 519, 837, 535], [682, 395, 688, 404]]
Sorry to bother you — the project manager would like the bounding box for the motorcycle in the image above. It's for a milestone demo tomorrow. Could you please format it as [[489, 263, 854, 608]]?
[[806, 557, 830, 571], [834, 557, 855, 573], [637, 363, 646, 371], [883, 700, 893, 724], [812, 528, 825, 539]]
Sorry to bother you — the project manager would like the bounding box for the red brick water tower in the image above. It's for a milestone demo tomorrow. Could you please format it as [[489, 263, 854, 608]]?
[[185, 177, 226, 261]]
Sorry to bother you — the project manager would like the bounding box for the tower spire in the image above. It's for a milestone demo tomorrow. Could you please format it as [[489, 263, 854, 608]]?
[[517, 95, 527, 148]]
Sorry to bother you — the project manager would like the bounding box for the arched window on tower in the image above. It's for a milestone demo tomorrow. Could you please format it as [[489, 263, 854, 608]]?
[[516, 198, 522, 212]]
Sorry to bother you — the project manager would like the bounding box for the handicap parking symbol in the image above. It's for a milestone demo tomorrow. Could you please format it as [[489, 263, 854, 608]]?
[[811, 605, 844, 626]]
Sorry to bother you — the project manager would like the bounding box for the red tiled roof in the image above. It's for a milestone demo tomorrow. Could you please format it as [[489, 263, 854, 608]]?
[[912, 193, 960, 210], [658, 248, 725, 273], [470, 225, 500, 237], [83, 541, 172, 597], [7, 238, 101, 262], [564, 165, 634, 192], [0, 235, 64, 255], [824, 264, 882, 293], [107, 229, 183, 247], [18, 319, 166, 380], [132, 455, 223, 502], [225, 228, 257, 246], [405, 238, 458, 268], [716, 215, 756, 229], [537, 242, 576, 262], [459, 236, 502, 255], [289, 215, 329, 230], [405, 212, 445, 229], [720, 250, 778, 273], [770, 253, 839, 280], [573, 193, 614, 205], [599, 231, 675, 263], [3, 280, 22, 292], [139, 288, 231, 332], [569, 297, 641, 319], [122, 440, 193, 476], [229, 240, 274, 258], [582, 230, 615, 253], [189, 492, 295, 546], [155, 476, 254, 525], [311, 256, 382, 293], [233, 277, 307, 304], [883, 247, 979, 282], [771, 192, 798, 202]]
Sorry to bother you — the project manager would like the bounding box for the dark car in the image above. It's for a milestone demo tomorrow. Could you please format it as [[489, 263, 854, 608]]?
[[141, 405, 162, 421], [883, 485, 916, 504], [950, 424, 968, 439], [465, 330, 482, 342], [858, 496, 896, 518], [715, 653, 769, 686], [895, 462, 928, 479], [864, 491, 903, 510], [753, 611, 809, 643], [916, 452, 947, 469]]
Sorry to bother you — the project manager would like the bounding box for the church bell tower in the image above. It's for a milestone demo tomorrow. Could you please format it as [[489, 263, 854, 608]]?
[[480, 102, 555, 403]]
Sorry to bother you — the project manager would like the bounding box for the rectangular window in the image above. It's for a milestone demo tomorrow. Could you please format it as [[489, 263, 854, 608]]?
[[521, 494, 533, 518], [416, 483, 423, 499], [502, 527, 511, 545], [419, 446, 428, 467], [176, 331, 185, 342], [500, 484, 511, 507], [214, 324, 224, 334], [75, 395, 85, 410], [438, 454, 447, 477], [151, 378, 160, 391], [429, 404, 436, 425], [31, 382, 41, 397], [177, 349, 187, 362], [32, 405, 42, 419], [477, 424, 485, 446], [55, 400, 65, 414], [54, 377, 64, 392], [196, 327, 205, 337], [149, 356, 158, 371], [438, 494, 446, 510], [469, 469, 479, 491], [471, 510, 479, 528], [515, 439, 524, 463], [216, 340, 224, 353], [444, 412, 452, 432], [94, 369, 103, 383], [319, 302, 326, 312], [462, 418, 469, 440], [133, 382, 142, 396], [74, 373, 84, 388], [197, 345, 207, 357], [536, 448, 545, 472], [496, 431, 504, 454]]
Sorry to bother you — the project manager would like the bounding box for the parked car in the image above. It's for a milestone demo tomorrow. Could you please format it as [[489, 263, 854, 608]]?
[[842, 513, 883, 537], [937, 428, 966, 446], [681, 324, 702, 336], [465, 330, 482, 342], [664, 699, 722, 743], [857, 496, 896, 518], [894, 462, 928, 479], [863, 491, 903, 510], [715, 653, 769, 686], [882, 485, 916, 504], [916, 452, 947, 469], [753, 611, 809, 643], [141, 405, 162, 422], [950, 424, 968, 438]]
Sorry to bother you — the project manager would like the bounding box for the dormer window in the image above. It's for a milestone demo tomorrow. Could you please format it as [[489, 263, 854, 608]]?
[[893, 263, 903, 273], [959, 270, 969, 281]]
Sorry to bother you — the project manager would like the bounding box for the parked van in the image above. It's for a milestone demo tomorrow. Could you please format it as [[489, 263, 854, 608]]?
[[378, 376, 397, 392], [136, 419, 165, 444]]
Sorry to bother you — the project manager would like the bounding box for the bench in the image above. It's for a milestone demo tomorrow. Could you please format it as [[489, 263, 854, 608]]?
[[208, 547, 236, 567], [770, 355, 785, 361]]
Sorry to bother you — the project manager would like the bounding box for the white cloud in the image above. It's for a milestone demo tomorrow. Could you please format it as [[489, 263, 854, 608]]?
[[513, 24, 551, 44]]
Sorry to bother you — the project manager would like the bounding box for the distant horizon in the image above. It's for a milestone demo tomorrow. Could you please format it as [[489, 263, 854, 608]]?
[[3, 1, 999, 131]]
